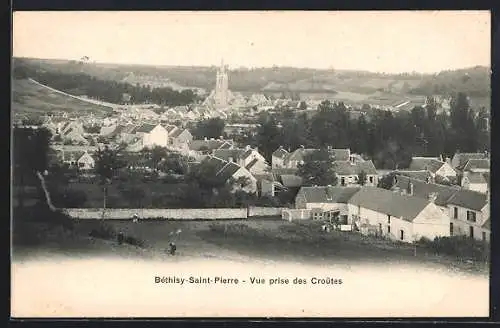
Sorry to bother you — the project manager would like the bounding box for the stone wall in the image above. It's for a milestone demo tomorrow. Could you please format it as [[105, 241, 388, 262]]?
[[63, 208, 247, 220]]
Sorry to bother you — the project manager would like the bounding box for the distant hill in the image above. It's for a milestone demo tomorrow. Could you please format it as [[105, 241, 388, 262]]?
[[13, 57, 490, 109], [12, 78, 113, 116]]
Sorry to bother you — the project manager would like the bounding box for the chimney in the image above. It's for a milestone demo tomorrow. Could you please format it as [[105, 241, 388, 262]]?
[[428, 192, 437, 203], [219, 136, 223, 140], [210, 138, 215, 141], [300, 145, 305, 149], [204, 137, 208, 141], [245, 145, 251, 151], [408, 182, 414, 196], [445, 157, 451, 165]]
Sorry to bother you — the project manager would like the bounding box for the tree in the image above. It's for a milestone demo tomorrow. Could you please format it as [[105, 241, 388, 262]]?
[[297, 149, 338, 186], [94, 145, 126, 214], [256, 114, 282, 162], [192, 118, 225, 139], [357, 171, 367, 186], [13, 127, 53, 209]]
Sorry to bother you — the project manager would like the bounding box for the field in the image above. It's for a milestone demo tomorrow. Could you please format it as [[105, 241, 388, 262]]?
[[11, 79, 113, 116], [12, 218, 489, 317]]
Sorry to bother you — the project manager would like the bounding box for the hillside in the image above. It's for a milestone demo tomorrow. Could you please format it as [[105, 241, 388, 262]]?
[[14, 57, 490, 108], [12, 78, 114, 116]]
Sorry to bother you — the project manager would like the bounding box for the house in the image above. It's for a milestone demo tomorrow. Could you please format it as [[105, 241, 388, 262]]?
[[447, 189, 490, 242], [391, 175, 460, 214], [272, 146, 289, 169], [333, 160, 378, 187], [200, 156, 258, 193], [189, 138, 235, 154], [133, 123, 168, 148], [461, 171, 489, 194], [61, 150, 95, 170], [61, 126, 88, 145], [408, 157, 457, 180], [295, 186, 361, 223], [169, 128, 193, 149], [282, 146, 351, 169], [347, 187, 450, 243], [213, 146, 269, 175], [460, 159, 490, 173], [451, 152, 489, 169]]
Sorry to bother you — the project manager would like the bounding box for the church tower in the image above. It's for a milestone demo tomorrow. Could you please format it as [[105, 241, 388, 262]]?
[[214, 59, 229, 108]]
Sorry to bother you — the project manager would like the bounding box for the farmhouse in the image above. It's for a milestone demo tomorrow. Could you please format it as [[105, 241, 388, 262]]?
[[333, 160, 378, 186], [447, 189, 490, 242], [461, 171, 489, 194], [200, 156, 258, 193], [133, 123, 168, 148], [295, 186, 361, 223], [213, 146, 269, 175], [347, 187, 450, 243], [460, 159, 490, 173], [61, 150, 95, 170], [408, 157, 457, 180], [169, 128, 193, 149], [391, 175, 460, 214]]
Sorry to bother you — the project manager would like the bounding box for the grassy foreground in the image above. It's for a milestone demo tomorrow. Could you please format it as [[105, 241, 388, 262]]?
[[12, 205, 489, 276]]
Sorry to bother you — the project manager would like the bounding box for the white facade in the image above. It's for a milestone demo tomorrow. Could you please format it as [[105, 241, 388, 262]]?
[[141, 124, 169, 148], [347, 202, 450, 243], [448, 203, 490, 242], [435, 162, 457, 178], [231, 167, 258, 193], [461, 176, 488, 194]]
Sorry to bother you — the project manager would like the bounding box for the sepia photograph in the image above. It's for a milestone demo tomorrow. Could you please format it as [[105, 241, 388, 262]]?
[[11, 10, 491, 318]]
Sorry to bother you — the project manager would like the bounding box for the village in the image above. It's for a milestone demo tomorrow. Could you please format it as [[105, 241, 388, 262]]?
[[12, 59, 490, 247]]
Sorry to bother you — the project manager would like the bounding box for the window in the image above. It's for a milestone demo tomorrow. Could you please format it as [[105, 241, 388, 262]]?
[[341, 178, 345, 186], [482, 231, 487, 241], [339, 215, 348, 225], [450, 222, 454, 236], [378, 223, 382, 232], [78, 162, 85, 168], [369, 176, 373, 183], [387, 225, 391, 234], [467, 211, 476, 222], [387, 215, 391, 224], [469, 226, 474, 239], [400, 230, 404, 241], [453, 207, 458, 219]]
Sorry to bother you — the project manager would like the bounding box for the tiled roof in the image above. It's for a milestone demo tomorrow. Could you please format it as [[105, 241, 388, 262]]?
[[135, 123, 157, 133], [482, 218, 490, 230], [409, 157, 445, 173], [462, 159, 490, 172], [453, 152, 488, 168], [447, 189, 488, 211], [465, 172, 488, 184], [333, 160, 377, 175], [297, 186, 361, 204], [213, 149, 245, 161], [348, 186, 431, 222], [394, 170, 433, 182], [392, 175, 459, 207], [189, 139, 233, 151]]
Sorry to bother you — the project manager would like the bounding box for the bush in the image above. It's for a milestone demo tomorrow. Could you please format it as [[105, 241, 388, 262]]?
[[421, 236, 489, 262], [88, 222, 116, 239], [124, 235, 145, 248]]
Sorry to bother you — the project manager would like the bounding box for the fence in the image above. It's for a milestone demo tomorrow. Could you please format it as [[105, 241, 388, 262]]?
[[63, 207, 284, 220]]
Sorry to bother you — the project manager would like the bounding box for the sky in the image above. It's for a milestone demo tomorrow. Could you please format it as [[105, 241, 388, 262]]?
[[13, 11, 491, 74]]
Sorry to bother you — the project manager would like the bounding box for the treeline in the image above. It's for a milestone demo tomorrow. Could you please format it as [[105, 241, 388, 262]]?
[[253, 93, 490, 169], [13, 64, 201, 106], [409, 67, 490, 98]]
